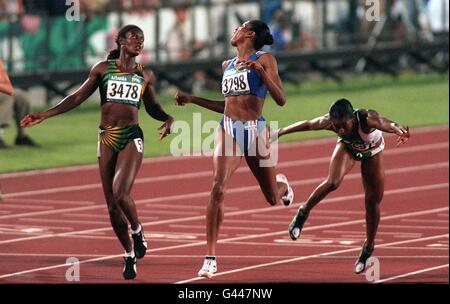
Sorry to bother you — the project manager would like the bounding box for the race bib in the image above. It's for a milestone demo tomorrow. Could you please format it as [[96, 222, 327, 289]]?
[[222, 70, 250, 96], [134, 138, 144, 153], [106, 80, 142, 104]]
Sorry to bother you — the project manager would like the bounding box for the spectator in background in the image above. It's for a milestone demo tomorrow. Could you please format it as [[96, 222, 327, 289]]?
[[0, 58, 37, 148], [261, 0, 282, 25], [119, 0, 158, 15], [268, 9, 290, 51], [164, 3, 206, 93], [165, 4, 192, 61]]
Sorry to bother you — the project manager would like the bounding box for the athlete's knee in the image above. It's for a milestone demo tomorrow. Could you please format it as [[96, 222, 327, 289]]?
[[325, 178, 342, 191], [113, 188, 130, 204], [107, 202, 121, 219], [210, 180, 226, 204]]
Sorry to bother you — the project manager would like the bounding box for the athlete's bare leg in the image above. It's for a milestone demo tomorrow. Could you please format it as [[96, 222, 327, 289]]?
[[361, 152, 385, 250], [113, 141, 143, 231], [304, 143, 356, 213], [245, 127, 287, 205], [206, 127, 242, 256], [98, 144, 132, 252]]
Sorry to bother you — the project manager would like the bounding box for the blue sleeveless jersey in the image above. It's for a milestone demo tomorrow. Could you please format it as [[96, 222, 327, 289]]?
[[222, 51, 268, 99]]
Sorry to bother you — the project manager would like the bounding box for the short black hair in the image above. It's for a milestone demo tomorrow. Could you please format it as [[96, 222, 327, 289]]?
[[248, 20, 274, 50], [329, 99, 354, 120]]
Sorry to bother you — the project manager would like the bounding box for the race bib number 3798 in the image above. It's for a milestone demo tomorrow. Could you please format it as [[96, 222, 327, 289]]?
[[222, 70, 250, 96], [107, 80, 142, 103]]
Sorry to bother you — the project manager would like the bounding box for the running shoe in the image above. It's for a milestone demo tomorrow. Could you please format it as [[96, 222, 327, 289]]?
[[123, 256, 137, 280], [132, 225, 148, 259], [288, 205, 309, 240], [276, 174, 294, 207], [354, 243, 374, 274], [198, 257, 217, 279]]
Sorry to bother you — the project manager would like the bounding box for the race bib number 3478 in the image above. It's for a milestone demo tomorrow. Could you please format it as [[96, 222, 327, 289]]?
[[107, 80, 142, 103]]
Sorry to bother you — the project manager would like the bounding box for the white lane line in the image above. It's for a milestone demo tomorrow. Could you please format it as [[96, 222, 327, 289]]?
[[1, 125, 446, 179], [0, 161, 447, 221], [175, 234, 449, 284], [3, 199, 96, 206], [0, 207, 447, 280], [0, 183, 447, 245], [169, 224, 270, 232], [19, 218, 110, 225], [2, 142, 448, 199], [401, 219, 449, 224], [223, 241, 450, 251], [374, 264, 449, 283], [380, 225, 449, 230]]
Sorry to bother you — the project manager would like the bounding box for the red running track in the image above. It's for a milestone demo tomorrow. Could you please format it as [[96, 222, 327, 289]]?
[[0, 126, 448, 283]]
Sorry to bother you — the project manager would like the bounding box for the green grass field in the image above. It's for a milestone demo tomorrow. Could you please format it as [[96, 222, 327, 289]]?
[[0, 72, 448, 173]]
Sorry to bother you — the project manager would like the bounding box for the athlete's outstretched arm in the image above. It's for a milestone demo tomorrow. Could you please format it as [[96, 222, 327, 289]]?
[[278, 114, 333, 137], [365, 109, 410, 145], [142, 68, 174, 140], [20, 61, 104, 128], [175, 91, 225, 114], [175, 60, 226, 113]]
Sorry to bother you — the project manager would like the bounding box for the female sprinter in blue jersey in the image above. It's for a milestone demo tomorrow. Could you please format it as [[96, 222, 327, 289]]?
[[20, 25, 174, 280], [276, 98, 410, 274], [175, 20, 294, 278]]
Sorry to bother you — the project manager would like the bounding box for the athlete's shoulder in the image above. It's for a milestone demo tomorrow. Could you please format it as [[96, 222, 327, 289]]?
[[255, 51, 274, 60], [89, 60, 109, 79], [91, 60, 109, 73], [142, 66, 155, 84]]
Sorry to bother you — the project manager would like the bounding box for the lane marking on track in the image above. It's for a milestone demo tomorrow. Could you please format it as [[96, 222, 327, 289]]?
[[176, 233, 449, 284], [374, 264, 449, 283], [1, 125, 446, 179], [0, 161, 447, 221], [0, 207, 447, 280], [1, 143, 448, 199], [0, 183, 447, 245]]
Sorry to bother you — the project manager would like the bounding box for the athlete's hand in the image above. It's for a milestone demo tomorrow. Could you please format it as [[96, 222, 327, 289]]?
[[175, 91, 192, 106], [396, 126, 410, 146], [237, 60, 265, 74], [158, 116, 174, 140], [20, 112, 47, 128]]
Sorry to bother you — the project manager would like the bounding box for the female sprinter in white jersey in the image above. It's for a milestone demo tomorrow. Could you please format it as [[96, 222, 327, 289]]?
[[175, 20, 294, 278], [21, 25, 174, 280], [277, 98, 410, 274]]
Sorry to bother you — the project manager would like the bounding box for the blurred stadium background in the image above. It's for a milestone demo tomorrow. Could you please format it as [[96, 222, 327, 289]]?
[[0, 0, 448, 172]]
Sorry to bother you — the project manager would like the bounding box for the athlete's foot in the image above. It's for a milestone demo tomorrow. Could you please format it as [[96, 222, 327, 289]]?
[[198, 256, 217, 279], [288, 205, 309, 240], [123, 256, 137, 280], [354, 242, 374, 274], [132, 224, 148, 259], [276, 174, 294, 206]]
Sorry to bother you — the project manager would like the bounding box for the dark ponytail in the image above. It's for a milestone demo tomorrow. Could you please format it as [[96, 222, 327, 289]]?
[[248, 20, 274, 50], [107, 24, 142, 60]]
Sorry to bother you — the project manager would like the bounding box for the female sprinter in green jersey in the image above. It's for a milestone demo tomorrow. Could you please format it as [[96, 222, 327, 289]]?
[[276, 98, 410, 274], [21, 25, 174, 280]]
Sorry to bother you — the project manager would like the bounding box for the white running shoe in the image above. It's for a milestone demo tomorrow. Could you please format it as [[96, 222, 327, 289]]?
[[198, 258, 217, 279], [276, 174, 294, 206]]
